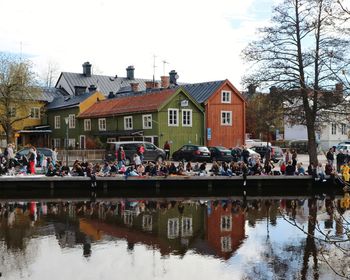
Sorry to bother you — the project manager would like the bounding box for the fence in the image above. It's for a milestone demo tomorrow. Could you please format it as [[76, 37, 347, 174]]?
[[57, 149, 105, 163]]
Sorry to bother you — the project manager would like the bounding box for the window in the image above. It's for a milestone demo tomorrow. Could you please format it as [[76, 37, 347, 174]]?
[[84, 119, 91, 131], [220, 215, 232, 231], [142, 114, 152, 129], [53, 138, 61, 148], [54, 116, 60, 129], [181, 217, 193, 237], [341, 123, 346, 135], [107, 138, 116, 143], [221, 111, 232, 126], [68, 114, 75, 129], [182, 109, 192, 127], [98, 118, 106, 131], [9, 107, 16, 117], [331, 123, 337, 135], [124, 116, 133, 130], [68, 139, 75, 148], [123, 210, 135, 226], [167, 218, 179, 239], [221, 236, 232, 252], [30, 107, 40, 119], [221, 90, 231, 103], [142, 215, 153, 231], [168, 109, 179, 126]]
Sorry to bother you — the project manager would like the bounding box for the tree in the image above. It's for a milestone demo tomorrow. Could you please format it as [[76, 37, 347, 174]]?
[[0, 53, 39, 143], [39, 60, 60, 88], [242, 0, 350, 164]]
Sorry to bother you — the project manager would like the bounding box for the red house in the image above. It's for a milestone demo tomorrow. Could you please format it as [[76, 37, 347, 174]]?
[[183, 79, 246, 148]]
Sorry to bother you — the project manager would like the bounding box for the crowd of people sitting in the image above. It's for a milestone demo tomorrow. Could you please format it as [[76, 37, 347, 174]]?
[[0, 144, 344, 182]]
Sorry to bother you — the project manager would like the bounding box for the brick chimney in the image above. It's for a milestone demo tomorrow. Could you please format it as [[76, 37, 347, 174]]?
[[82, 62, 92, 77], [130, 82, 139, 92], [161, 76, 170, 88], [145, 81, 159, 91]]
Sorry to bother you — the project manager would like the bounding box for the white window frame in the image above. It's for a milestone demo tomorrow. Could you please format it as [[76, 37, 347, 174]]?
[[84, 119, 91, 131], [167, 218, 179, 239], [182, 109, 192, 127], [220, 215, 232, 231], [98, 118, 106, 131], [68, 138, 75, 148], [181, 217, 193, 237], [9, 107, 16, 118], [123, 210, 136, 226], [30, 107, 40, 119], [54, 116, 60, 129], [68, 114, 75, 129], [53, 138, 61, 148], [168, 109, 179, 126], [221, 90, 231, 103], [221, 236, 232, 252], [124, 116, 133, 130], [142, 114, 152, 129], [331, 123, 337, 135], [142, 215, 153, 231], [221, 111, 232, 126], [341, 123, 346, 135]]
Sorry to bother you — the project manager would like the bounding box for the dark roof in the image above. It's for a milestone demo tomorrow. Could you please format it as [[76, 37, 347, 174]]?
[[37, 87, 68, 102], [46, 91, 96, 110], [57, 72, 152, 96], [182, 80, 225, 103], [78, 88, 177, 118]]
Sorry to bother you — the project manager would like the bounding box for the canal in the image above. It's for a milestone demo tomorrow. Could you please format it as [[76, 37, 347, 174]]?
[[0, 194, 349, 279]]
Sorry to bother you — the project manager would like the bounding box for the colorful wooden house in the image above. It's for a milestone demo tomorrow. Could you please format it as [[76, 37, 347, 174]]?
[[46, 90, 105, 149], [77, 87, 204, 152], [183, 80, 246, 148]]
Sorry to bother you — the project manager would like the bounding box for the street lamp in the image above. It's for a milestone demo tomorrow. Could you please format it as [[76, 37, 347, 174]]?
[[64, 117, 69, 166]]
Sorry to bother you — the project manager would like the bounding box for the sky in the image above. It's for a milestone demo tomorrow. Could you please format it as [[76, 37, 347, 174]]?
[[0, 0, 277, 90]]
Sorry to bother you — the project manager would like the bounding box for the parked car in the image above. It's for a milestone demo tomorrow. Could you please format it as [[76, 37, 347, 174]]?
[[245, 139, 271, 148], [230, 147, 261, 162], [336, 143, 350, 153], [16, 147, 54, 166], [172, 144, 211, 162], [250, 146, 284, 163], [208, 146, 233, 162], [105, 141, 165, 165]]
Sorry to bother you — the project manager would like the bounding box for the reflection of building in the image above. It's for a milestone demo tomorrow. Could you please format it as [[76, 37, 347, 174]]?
[[206, 201, 246, 259]]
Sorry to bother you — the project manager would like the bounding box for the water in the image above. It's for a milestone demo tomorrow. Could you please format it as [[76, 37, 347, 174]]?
[[0, 196, 349, 280]]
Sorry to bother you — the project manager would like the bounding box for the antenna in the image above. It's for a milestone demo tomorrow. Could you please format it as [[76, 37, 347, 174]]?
[[153, 55, 157, 83], [162, 60, 169, 76]]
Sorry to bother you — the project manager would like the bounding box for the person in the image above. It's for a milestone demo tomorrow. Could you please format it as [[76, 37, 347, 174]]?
[[285, 160, 295, 176], [46, 163, 57, 176], [164, 141, 171, 160], [341, 162, 350, 182], [5, 143, 14, 168], [115, 146, 126, 168], [133, 153, 142, 166], [336, 149, 346, 173], [137, 144, 145, 162], [326, 147, 334, 166], [52, 147, 58, 166], [316, 162, 326, 182], [265, 145, 271, 165], [28, 148, 36, 174], [242, 146, 250, 164], [296, 162, 305, 175]]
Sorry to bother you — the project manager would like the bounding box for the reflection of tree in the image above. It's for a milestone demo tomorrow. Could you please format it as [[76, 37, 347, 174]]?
[[280, 196, 350, 279]]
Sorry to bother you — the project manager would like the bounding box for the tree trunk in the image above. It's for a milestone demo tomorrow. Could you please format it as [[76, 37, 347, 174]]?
[[305, 113, 318, 165]]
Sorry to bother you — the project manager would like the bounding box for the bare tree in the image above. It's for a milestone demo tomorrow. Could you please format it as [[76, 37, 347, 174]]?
[[242, 0, 350, 164], [0, 53, 39, 143], [39, 60, 60, 88]]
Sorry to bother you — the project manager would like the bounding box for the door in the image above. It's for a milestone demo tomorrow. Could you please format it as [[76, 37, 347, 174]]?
[[80, 135, 86, 149]]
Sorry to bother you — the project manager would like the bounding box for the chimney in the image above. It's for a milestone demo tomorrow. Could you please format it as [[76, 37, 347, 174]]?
[[126, 65, 135, 80], [145, 81, 159, 91], [161, 76, 170, 88], [130, 82, 139, 92], [88, 84, 97, 92], [169, 70, 178, 85], [82, 62, 92, 77]]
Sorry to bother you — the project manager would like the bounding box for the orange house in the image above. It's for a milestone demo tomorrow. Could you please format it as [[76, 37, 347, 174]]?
[[206, 200, 246, 259], [183, 79, 246, 148]]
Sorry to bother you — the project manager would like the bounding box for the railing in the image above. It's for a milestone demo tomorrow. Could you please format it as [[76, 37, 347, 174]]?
[[57, 149, 105, 163]]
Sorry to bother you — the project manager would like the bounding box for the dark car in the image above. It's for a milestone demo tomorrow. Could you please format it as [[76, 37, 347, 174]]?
[[208, 146, 233, 162], [172, 144, 211, 162], [250, 145, 283, 163], [16, 147, 54, 166], [105, 141, 165, 165]]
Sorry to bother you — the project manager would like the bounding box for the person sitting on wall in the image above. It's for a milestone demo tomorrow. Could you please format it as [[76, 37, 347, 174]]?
[[46, 163, 57, 177]]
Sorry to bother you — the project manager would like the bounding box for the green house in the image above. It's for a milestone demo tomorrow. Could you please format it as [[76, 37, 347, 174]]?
[[78, 87, 204, 152]]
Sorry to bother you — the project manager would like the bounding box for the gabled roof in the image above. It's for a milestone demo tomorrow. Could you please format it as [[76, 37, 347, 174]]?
[[182, 80, 225, 103], [56, 72, 150, 95], [78, 88, 177, 118], [46, 91, 97, 111], [37, 87, 68, 102]]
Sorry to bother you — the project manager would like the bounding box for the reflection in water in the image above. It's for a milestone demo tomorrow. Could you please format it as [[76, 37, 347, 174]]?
[[0, 196, 349, 279]]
